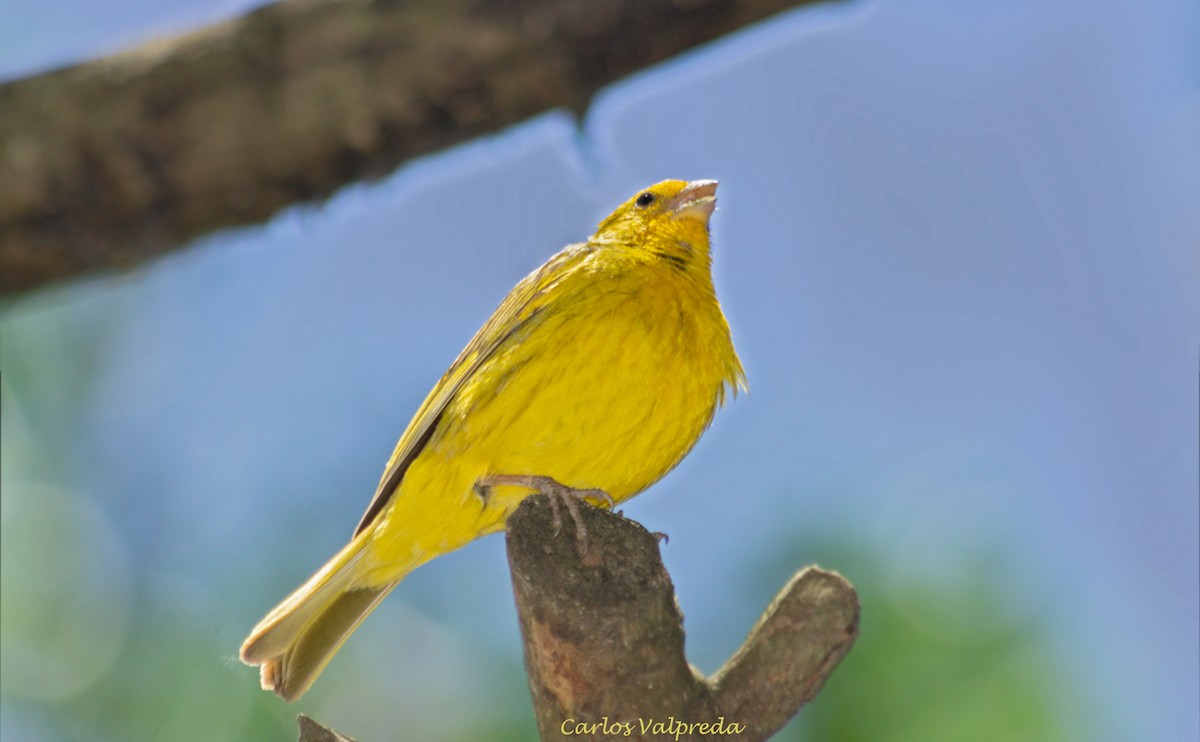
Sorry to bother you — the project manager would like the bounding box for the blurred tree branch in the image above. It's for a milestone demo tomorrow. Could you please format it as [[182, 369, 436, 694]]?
[[0, 0, 838, 296]]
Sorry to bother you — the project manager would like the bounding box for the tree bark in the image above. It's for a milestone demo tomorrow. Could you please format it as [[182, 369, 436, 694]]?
[[506, 496, 859, 741], [0, 0, 838, 296], [297, 714, 355, 742]]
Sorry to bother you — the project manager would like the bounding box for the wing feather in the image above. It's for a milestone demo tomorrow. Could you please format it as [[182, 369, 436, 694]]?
[[352, 244, 593, 535]]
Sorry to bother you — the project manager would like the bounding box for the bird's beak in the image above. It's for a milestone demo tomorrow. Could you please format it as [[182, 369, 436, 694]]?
[[669, 179, 718, 222]]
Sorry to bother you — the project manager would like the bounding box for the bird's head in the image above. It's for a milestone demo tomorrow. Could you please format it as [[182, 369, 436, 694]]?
[[591, 179, 719, 266]]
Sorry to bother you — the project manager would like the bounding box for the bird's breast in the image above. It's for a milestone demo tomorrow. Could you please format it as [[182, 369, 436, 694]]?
[[443, 275, 730, 503]]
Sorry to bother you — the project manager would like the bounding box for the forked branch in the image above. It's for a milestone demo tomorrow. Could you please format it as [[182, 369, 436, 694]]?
[[506, 496, 859, 741]]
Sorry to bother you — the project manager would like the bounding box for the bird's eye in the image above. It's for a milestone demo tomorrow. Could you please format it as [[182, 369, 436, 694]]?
[[635, 192, 656, 208]]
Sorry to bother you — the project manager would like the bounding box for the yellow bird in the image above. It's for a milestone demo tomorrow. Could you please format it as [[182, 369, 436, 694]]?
[[240, 179, 745, 700]]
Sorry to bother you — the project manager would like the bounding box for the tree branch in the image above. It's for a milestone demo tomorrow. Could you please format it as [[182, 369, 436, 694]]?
[[506, 496, 859, 741], [297, 714, 355, 742], [0, 0, 838, 296]]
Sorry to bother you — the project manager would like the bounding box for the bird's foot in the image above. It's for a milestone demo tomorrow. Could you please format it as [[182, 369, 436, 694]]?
[[478, 474, 613, 557]]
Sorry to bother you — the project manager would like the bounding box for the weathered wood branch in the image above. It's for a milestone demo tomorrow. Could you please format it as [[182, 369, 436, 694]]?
[[0, 0, 837, 296], [297, 714, 354, 742], [506, 496, 859, 741]]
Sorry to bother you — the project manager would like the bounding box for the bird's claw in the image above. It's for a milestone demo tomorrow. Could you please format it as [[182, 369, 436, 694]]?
[[478, 473, 613, 558]]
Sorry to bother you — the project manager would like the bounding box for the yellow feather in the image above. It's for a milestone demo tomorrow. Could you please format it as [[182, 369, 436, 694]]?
[[240, 179, 744, 699]]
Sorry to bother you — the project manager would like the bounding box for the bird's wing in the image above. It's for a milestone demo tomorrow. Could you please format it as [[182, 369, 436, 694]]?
[[352, 244, 592, 535]]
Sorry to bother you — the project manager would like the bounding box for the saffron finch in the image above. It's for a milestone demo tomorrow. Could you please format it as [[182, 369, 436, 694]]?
[[240, 179, 745, 700]]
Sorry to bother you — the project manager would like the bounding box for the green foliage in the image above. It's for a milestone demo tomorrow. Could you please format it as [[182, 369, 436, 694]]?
[[774, 540, 1087, 742]]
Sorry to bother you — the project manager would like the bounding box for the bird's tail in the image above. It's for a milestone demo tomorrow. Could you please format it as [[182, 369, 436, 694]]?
[[239, 535, 401, 701]]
